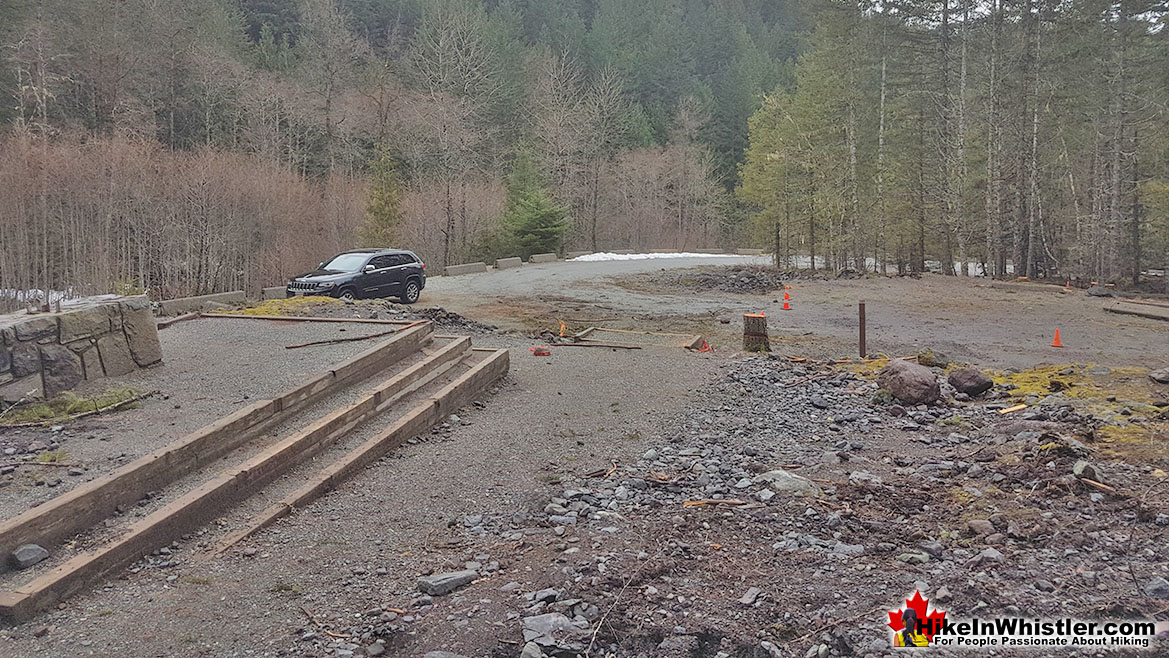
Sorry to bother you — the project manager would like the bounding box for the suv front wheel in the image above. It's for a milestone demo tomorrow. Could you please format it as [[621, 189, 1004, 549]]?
[[399, 280, 421, 304], [337, 287, 358, 302]]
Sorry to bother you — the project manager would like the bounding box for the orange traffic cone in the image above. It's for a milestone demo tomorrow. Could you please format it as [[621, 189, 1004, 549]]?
[[1051, 329, 1063, 348], [782, 301, 791, 311], [783, 291, 791, 301]]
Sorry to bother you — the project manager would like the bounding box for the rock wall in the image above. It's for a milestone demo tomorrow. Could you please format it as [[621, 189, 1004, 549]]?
[[0, 296, 162, 402]]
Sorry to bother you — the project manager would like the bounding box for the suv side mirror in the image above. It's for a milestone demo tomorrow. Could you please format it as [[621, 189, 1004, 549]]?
[[318, 262, 325, 269], [363, 264, 376, 273]]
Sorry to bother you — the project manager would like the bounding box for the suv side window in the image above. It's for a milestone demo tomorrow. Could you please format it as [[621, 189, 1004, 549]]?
[[369, 255, 394, 270]]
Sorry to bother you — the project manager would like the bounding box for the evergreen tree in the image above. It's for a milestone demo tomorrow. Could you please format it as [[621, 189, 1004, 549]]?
[[358, 144, 403, 247], [502, 148, 568, 258]]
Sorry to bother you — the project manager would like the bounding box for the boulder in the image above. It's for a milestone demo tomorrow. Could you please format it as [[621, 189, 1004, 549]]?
[[13, 315, 57, 342], [416, 570, 477, 596], [38, 344, 83, 397], [0, 346, 9, 373], [1150, 368, 1169, 385], [97, 332, 136, 377], [11, 543, 49, 569], [948, 368, 994, 396], [0, 374, 42, 403], [58, 305, 111, 343], [877, 359, 940, 405], [10, 342, 39, 378], [1086, 286, 1114, 297], [916, 349, 952, 368], [120, 303, 162, 366], [755, 468, 821, 497]]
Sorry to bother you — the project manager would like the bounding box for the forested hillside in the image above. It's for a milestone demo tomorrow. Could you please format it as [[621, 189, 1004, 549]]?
[[0, 0, 798, 300], [1, 0, 1166, 302]]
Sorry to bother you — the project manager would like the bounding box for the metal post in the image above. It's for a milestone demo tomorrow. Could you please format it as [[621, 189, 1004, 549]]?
[[859, 300, 867, 358]]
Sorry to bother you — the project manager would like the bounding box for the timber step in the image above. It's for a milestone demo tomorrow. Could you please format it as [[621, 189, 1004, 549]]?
[[0, 326, 508, 622]]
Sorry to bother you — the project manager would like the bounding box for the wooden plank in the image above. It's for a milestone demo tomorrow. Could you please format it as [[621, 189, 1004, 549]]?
[[0, 324, 432, 573], [574, 327, 597, 340], [211, 347, 506, 554], [1104, 301, 1169, 322], [590, 327, 695, 338], [0, 340, 491, 621], [200, 313, 418, 325]]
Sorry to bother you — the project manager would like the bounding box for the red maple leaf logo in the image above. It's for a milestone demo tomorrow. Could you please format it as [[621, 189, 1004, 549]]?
[[887, 590, 947, 642]]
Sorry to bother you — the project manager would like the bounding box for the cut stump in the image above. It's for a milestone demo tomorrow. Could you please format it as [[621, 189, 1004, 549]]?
[[743, 313, 769, 352]]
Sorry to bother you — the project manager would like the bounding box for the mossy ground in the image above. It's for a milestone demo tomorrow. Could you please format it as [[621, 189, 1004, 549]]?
[[224, 296, 343, 317], [0, 387, 140, 426], [993, 363, 1169, 464]]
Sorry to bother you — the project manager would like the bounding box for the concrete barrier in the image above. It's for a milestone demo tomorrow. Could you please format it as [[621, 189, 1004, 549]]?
[[692, 248, 725, 254], [157, 291, 245, 315], [444, 262, 488, 277], [566, 251, 591, 259], [528, 253, 557, 264], [650, 249, 679, 254], [610, 249, 635, 255], [494, 257, 522, 270], [262, 286, 286, 300], [736, 248, 765, 256]]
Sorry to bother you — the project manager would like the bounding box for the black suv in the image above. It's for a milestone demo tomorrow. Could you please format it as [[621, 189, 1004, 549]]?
[[287, 249, 426, 304]]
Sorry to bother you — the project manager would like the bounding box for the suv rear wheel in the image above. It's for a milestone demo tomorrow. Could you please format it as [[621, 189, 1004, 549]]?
[[399, 279, 421, 304]]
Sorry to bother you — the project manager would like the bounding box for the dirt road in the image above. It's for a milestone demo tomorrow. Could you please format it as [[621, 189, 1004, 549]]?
[[428, 259, 1168, 369]]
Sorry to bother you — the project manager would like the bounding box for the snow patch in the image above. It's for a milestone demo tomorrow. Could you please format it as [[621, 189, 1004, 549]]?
[[568, 252, 740, 262]]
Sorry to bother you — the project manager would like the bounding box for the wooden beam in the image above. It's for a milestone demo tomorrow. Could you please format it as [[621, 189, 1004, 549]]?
[[0, 323, 433, 574], [200, 313, 417, 325], [0, 338, 502, 622]]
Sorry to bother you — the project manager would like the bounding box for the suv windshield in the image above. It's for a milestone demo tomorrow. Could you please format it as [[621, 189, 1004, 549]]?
[[321, 253, 370, 272]]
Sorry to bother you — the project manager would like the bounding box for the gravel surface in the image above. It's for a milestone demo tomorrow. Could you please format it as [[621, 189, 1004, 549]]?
[[0, 318, 419, 520], [427, 261, 1169, 369], [3, 263, 1168, 658], [0, 335, 719, 657]]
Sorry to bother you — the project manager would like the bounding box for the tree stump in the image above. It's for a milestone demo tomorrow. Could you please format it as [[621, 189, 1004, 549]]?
[[743, 313, 769, 352]]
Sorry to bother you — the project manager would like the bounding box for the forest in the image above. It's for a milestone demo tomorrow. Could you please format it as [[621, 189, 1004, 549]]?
[[0, 0, 1166, 302]]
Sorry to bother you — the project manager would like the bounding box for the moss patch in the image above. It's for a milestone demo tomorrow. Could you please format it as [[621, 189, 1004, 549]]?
[[1, 387, 140, 426], [225, 296, 343, 317]]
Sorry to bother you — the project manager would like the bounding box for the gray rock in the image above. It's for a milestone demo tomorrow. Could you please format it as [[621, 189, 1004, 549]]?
[[416, 570, 477, 596], [10, 342, 39, 378], [948, 368, 993, 396], [119, 301, 163, 366], [755, 468, 821, 497], [423, 653, 469, 658], [760, 641, 784, 658], [967, 519, 995, 536], [11, 543, 49, 569], [1087, 286, 1114, 297], [1073, 460, 1101, 482], [38, 344, 83, 397], [1144, 577, 1169, 600], [878, 360, 940, 405], [935, 585, 952, 602], [365, 643, 385, 657], [97, 331, 136, 377], [1150, 368, 1169, 384], [519, 642, 545, 658], [809, 395, 830, 409], [522, 612, 587, 644], [739, 587, 761, 605]]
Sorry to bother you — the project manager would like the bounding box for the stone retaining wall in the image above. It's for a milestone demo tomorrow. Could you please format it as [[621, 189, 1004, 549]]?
[[0, 297, 162, 402]]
